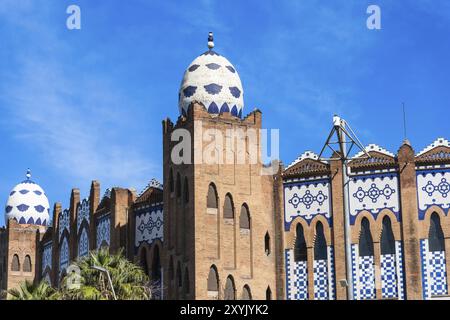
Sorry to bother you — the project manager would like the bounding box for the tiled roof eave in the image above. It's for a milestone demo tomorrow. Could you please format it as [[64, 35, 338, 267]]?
[[349, 161, 397, 169], [415, 158, 450, 166], [282, 169, 331, 179]]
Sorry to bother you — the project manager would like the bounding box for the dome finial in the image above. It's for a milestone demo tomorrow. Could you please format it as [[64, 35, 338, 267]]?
[[26, 168, 31, 180], [207, 32, 214, 50]]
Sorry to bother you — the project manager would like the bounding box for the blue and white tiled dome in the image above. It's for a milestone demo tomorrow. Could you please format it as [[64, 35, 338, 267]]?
[[178, 32, 244, 117], [4, 170, 50, 226]]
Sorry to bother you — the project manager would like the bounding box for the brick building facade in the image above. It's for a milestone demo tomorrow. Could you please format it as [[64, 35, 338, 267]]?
[[1, 35, 449, 300]]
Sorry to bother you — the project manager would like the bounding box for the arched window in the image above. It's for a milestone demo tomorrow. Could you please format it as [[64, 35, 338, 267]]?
[[151, 246, 161, 282], [184, 267, 190, 295], [266, 286, 272, 300], [183, 177, 189, 204], [11, 254, 20, 271], [176, 262, 182, 288], [381, 216, 396, 255], [265, 232, 271, 255], [169, 169, 174, 193], [176, 173, 182, 198], [359, 218, 374, 257], [314, 222, 327, 260], [207, 265, 219, 292], [169, 256, 174, 281], [23, 255, 32, 272], [224, 275, 236, 300], [294, 224, 307, 262], [242, 285, 252, 300], [207, 183, 218, 209], [239, 204, 250, 229], [429, 213, 445, 252], [140, 248, 149, 276], [223, 193, 234, 219]]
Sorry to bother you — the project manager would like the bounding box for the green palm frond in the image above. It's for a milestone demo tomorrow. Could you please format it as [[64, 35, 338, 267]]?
[[60, 248, 151, 300], [8, 280, 59, 300]]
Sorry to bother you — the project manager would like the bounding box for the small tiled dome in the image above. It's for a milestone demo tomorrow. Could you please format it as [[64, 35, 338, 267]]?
[[179, 32, 244, 117], [4, 170, 50, 226]]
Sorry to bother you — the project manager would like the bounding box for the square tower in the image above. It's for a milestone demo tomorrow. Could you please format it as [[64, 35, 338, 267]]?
[[162, 102, 280, 300]]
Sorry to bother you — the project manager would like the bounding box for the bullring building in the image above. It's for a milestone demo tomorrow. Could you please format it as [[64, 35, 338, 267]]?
[[1, 34, 450, 300]]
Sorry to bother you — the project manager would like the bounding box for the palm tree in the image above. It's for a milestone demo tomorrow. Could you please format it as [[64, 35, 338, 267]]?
[[60, 248, 151, 300], [8, 280, 60, 300]]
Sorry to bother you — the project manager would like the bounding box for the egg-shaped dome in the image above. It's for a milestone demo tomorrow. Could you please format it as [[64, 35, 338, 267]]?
[[5, 170, 50, 226], [179, 33, 244, 117]]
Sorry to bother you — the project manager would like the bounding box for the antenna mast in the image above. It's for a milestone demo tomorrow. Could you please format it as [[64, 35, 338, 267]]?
[[319, 115, 370, 301]]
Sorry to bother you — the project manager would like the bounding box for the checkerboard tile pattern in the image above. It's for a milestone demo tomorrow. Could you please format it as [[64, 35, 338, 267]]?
[[328, 246, 336, 300], [351, 244, 358, 300], [285, 250, 292, 299], [420, 239, 449, 299], [429, 251, 448, 297], [395, 241, 405, 300], [420, 239, 431, 299], [286, 249, 308, 300], [381, 254, 398, 299], [358, 255, 376, 300], [314, 260, 329, 300], [286, 246, 336, 300], [352, 243, 405, 300]]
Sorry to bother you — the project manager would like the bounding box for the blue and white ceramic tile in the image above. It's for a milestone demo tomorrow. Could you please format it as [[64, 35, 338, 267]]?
[[5, 176, 50, 226], [58, 209, 70, 240], [284, 179, 332, 229], [96, 214, 110, 249], [349, 174, 400, 224], [42, 242, 52, 275], [77, 198, 90, 232], [417, 170, 450, 220], [78, 227, 89, 258], [134, 204, 163, 250], [179, 49, 244, 117], [285, 249, 308, 300], [59, 237, 69, 275]]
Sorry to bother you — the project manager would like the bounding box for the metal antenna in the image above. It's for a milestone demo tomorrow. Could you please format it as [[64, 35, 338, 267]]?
[[318, 115, 370, 301], [318, 115, 370, 161]]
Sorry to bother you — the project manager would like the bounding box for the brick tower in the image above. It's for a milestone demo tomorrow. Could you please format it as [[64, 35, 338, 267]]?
[[0, 170, 50, 296], [162, 33, 281, 300]]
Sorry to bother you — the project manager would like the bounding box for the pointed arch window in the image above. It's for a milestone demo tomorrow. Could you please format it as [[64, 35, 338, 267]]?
[[429, 213, 445, 252], [359, 218, 374, 257], [266, 286, 272, 300], [223, 194, 234, 219], [224, 275, 236, 300], [314, 222, 327, 260], [239, 204, 250, 229], [151, 246, 161, 282], [140, 248, 149, 276], [242, 285, 252, 300], [207, 183, 218, 209], [11, 254, 20, 271], [294, 224, 307, 262], [23, 255, 32, 272], [265, 232, 271, 256], [207, 265, 219, 292], [381, 216, 396, 255]]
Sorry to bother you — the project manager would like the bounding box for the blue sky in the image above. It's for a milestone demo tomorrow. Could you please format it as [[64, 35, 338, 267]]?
[[1, 0, 449, 226]]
